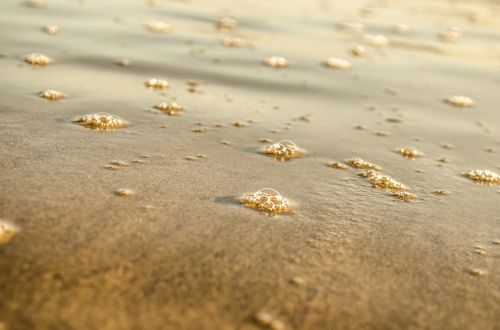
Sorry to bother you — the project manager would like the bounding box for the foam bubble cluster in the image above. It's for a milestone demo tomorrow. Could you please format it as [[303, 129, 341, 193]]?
[[75, 113, 125, 130], [216, 17, 237, 31], [446, 96, 474, 108], [44, 25, 59, 35], [145, 78, 169, 89], [155, 102, 183, 115], [323, 57, 351, 70], [263, 56, 288, 68], [363, 170, 408, 191], [465, 170, 500, 184], [264, 140, 304, 160], [397, 146, 423, 158], [25, 53, 51, 65], [39, 89, 64, 100], [438, 27, 462, 43], [329, 161, 347, 169], [351, 45, 366, 56], [223, 38, 247, 47], [392, 191, 417, 201], [0, 220, 20, 245], [240, 188, 294, 215], [346, 157, 381, 170]]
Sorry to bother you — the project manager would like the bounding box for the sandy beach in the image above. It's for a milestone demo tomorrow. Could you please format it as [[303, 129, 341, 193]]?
[[0, 0, 499, 329]]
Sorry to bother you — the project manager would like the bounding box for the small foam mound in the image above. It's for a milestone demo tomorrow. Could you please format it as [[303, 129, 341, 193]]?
[[397, 146, 423, 158], [75, 113, 125, 130], [446, 96, 474, 108], [0, 220, 20, 245], [25, 53, 51, 65], [145, 78, 169, 89], [346, 157, 381, 170], [240, 188, 294, 215], [215, 17, 237, 31], [323, 57, 351, 70], [145, 21, 171, 33], [392, 191, 417, 201], [363, 171, 408, 191], [223, 38, 247, 47], [39, 89, 64, 100], [465, 169, 500, 184], [155, 102, 183, 115], [264, 140, 304, 160], [263, 56, 288, 68], [363, 34, 388, 47]]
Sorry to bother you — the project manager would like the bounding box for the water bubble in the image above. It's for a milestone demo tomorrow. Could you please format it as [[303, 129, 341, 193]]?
[[155, 102, 183, 116], [464, 169, 500, 184], [446, 96, 474, 108], [0, 220, 20, 245], [264, 140, 304, 161], [24, 53, 51, 65], [263, 56, 288, 68], [394, 24, 409, 35], [145, 78, 169, 90], [346, 157, 381, 170], [323, 57, 351, 70], [240, 188, 294, 215], [145, 21, 171, 33], [75, 113, 125, 130], [117, 59, 130, 67], [39, 89, 64, 100], [397, 146, 423, 158]]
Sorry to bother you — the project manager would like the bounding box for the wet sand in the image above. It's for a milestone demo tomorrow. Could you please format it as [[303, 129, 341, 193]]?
[[1, 0, 500, 329]]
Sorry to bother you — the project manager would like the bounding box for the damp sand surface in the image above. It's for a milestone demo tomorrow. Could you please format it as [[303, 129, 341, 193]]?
[[1, 0, 500, 329]]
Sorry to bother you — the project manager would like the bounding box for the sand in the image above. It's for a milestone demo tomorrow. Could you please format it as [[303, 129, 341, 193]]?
[[0, 0, 499, 329]]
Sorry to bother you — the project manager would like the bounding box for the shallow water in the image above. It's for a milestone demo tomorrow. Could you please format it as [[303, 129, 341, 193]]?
[[0, 0, 499, 329]]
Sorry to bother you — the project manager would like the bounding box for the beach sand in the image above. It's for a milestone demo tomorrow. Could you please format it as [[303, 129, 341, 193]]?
[[0, 0, 499, 329]]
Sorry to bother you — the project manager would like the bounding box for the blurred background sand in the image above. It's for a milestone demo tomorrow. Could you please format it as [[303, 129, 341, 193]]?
[[0, 0, 499, 329]]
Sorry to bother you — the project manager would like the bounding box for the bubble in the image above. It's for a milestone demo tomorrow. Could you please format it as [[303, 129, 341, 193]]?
[[0, 220, 20, 245], [363, 34, 389, 47], [75, 113, 125, 130], [145, 78, 169, 90], [116, 189, 134, 197], [464, 169, 500, 184], [44, 25, 59, 35], [145, 21, 171, 33], [392, 191, 417, 201], [215, 17, 237, 31], [222, 38, 247, 47], [264, 140, 304, 161], [24, 53, 51, 65], [397, 146, 423, 158], [438, 27, 462, 43], [346, 157, 381, 170], [446, 96, 474, 108], [155, 102, 183, 115], [187, 79, 199, 87], [39, 89, 64, 100], [192, 127, 207, 133], [350, 45, 366, 56], [263, 56, 288, 68], [329, 162, 347, 169], [323, 57, 351, 70], [240, 188, 294, 215]]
